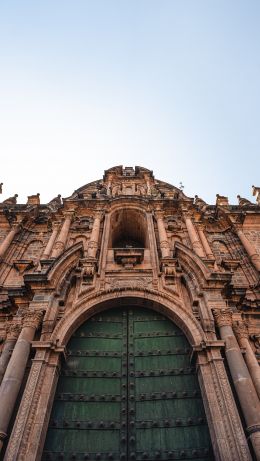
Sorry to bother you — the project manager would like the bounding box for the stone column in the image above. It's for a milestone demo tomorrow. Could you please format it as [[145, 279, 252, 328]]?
[[185, 216, 205, 258], [41, 222, 60, 259], [87, 211, 103, 258], [0, 322, 22, 384], [4, 348, 61, 461], [145, 177, 151, 195], [213, 308, 260, 461], [106, 178, 112, 196], [155, 211, 170, 258], [0, 310, 43, 453], [233, 320, 260, 400], [197, 225, 214, 259], [51, 212, 73, 258], [0, 222, 21, 259], [236, 227, 260, 271]]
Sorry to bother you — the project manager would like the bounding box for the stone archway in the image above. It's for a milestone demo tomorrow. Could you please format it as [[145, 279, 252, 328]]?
[[42, 303, 214, 461], [4, 292, 251, 461]]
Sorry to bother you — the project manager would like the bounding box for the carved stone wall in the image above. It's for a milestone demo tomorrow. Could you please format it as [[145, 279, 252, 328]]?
[[0, 165, 259, 460]]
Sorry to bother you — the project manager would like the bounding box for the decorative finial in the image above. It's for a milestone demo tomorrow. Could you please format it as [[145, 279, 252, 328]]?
[[3, 194, 18, 205]]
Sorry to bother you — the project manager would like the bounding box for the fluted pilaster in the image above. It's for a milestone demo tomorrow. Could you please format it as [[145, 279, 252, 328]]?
[[87, 211, 103, 258], [51, 212, 73, 258], [155, 211, 170, 258], [185, 216, 205, 258]]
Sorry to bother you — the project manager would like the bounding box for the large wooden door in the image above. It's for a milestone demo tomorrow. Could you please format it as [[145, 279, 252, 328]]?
[[42, 307, 214, 460]]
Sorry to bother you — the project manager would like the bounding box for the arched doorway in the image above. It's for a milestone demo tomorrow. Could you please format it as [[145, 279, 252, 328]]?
[[42, 306, 214, 460]]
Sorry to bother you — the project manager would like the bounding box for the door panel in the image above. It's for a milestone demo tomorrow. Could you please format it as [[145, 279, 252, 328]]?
[[42, 307, 214, 461]]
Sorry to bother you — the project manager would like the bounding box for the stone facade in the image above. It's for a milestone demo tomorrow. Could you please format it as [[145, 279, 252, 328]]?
[[0, 165, 260, 461]]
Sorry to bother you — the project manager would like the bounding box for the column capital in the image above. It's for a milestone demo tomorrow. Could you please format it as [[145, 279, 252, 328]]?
[[22, 310, 44, 330], [250, 334, 260, 349], [154, 210, 165, 220], [234, 224, 243, 234], [63, 210, 75, 219], [6, 321, 22, 340], [160, 240, 170, 249], [212, 308, 233, 328], [183, 211, 194, 219], [196, 222, 205, 230], [232, 320, 248, 340], [51, 241, 64, 253], [52, 221, 61, 230], [11, 221, 22, 231], [94, 210, 104, 220], [88, 240, 99, 250]]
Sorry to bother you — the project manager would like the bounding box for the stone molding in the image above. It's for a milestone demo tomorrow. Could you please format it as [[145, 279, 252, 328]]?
[[51, 288, 205, 348]]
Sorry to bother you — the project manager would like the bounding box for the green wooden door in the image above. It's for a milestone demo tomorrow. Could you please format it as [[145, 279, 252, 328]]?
[[42, 307, 214, 461]]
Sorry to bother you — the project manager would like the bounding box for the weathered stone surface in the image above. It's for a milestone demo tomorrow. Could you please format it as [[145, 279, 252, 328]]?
[[0, 166, 259, 461]]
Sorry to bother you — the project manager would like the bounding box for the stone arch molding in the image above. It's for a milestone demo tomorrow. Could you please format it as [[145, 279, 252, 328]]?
[[51, 288, 206, 348], [5, 287, 252, 461], [46, 241, 83, 291]]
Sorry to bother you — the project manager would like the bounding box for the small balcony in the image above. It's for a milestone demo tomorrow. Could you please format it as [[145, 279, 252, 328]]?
[[113, 247, 144, 268]]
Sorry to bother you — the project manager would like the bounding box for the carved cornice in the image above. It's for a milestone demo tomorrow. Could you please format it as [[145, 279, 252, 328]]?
[[212, 308, 233, 328]]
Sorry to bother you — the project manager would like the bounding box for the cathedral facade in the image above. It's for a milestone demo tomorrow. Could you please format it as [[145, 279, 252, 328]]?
[[0, 165, 260, 461]]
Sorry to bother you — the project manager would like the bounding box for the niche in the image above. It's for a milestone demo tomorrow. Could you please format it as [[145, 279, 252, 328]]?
[[109, 209, 148, 267]]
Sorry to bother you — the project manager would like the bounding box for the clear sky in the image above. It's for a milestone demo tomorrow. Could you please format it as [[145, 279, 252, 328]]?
[[0, 1, 259, 204]]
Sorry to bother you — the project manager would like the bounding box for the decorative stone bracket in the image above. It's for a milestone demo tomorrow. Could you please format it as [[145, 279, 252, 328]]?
[[192, 340, 226, 353], [13, 260, 35, 275], [161, 258, 177, 280], [78, 258, 97, 281], [114, 248, 144, 268], [221, 259, 240, 272]]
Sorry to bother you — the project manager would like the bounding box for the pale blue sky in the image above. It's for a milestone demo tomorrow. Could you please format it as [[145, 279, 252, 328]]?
[[0, 1, 259, 204]]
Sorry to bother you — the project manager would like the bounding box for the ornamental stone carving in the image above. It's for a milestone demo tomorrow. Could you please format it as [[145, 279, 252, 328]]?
[[6, 322, 22, 340], [232, 321, 248, 340], [22, 310, 44, 330], [1, 165, 260, 461], [212, 308, 233, 328]]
